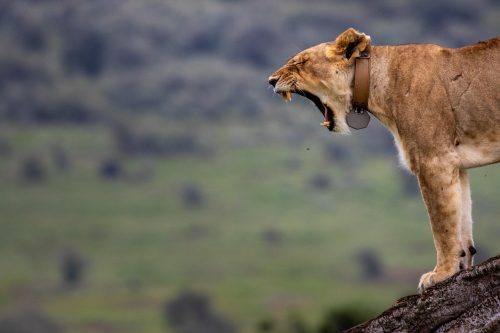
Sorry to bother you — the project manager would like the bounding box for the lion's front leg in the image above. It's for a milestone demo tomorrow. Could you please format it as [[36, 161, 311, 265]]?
[[417, 157, 462, 291], [458, 169, 476, 270]]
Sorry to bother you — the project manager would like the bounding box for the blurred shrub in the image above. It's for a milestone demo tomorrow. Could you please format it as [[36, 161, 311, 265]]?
[[309, 174, 332, 191], [99, 158, 122, 180], [256, 306, 372, 333], [178, 184, 205, 209], [19, 156, 46, 183], [355, 248, 384, 281], [317, 306, 372, 333], [60, 250, 85, 289], [0, 309, 61, 333], [165, 291, 235, 333], [256, 317, 277, 333], [261, 228, 285, 247]]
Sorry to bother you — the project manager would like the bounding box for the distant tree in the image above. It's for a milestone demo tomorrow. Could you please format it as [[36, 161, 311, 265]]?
[[63, 30, 107, 76]]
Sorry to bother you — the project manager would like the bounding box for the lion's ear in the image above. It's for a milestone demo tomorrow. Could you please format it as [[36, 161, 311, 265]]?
[[331, 28, 371, 61]]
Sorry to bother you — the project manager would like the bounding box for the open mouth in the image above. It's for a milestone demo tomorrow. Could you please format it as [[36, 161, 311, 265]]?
[[279, 90, 335, 131]]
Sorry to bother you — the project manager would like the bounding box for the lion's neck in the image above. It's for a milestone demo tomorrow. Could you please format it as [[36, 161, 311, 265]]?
[[367, 46, 398, 133]]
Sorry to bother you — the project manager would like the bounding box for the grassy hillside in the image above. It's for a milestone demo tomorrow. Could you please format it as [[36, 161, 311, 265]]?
[[0, 125, 499, 332]]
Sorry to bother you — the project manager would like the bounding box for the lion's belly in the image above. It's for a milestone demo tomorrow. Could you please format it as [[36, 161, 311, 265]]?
[[457, 135, 500, 169]]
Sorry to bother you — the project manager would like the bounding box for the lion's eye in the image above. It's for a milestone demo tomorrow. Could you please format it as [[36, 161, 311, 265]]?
[[296, 60, 307, 66]]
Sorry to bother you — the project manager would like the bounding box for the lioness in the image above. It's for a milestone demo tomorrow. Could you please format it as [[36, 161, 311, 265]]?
[[268, 28, 500, 290]]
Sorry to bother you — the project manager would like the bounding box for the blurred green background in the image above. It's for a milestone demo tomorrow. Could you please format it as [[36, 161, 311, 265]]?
[[0, 0, 499, 332]]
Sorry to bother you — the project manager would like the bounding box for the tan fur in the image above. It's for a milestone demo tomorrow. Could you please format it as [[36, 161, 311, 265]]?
[[269, 28, 500, 290]]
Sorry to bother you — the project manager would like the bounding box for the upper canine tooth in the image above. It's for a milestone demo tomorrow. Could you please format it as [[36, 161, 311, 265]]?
[[281, 91, 292, 102]]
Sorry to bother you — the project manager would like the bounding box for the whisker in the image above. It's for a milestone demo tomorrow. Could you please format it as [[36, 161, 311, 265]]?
[[292, 43, 302, 53]]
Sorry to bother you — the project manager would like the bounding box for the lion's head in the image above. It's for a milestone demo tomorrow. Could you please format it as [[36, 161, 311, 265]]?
[[268, 28, 371, 134]]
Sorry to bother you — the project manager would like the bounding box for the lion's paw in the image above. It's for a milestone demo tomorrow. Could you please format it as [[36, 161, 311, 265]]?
[[418, 269, 456, 292]]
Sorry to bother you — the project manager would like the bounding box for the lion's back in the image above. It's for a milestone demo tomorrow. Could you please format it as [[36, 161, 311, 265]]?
[[438, 37, 500, 153], [447, 37, 500, 122]]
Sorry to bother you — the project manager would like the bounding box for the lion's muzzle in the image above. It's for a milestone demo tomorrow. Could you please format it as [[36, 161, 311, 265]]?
[[268, 73, 335, 131]]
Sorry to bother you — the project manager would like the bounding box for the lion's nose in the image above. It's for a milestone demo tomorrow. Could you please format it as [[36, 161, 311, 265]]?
[[268, 77, 278, 87]]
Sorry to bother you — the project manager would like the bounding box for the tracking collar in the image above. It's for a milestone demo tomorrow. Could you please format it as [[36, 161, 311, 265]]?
[[320, 52, 371, 131], [347, 52, 371, 129]]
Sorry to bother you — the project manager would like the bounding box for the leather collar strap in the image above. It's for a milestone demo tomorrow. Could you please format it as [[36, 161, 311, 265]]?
[[352, 55, 370, 111]]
